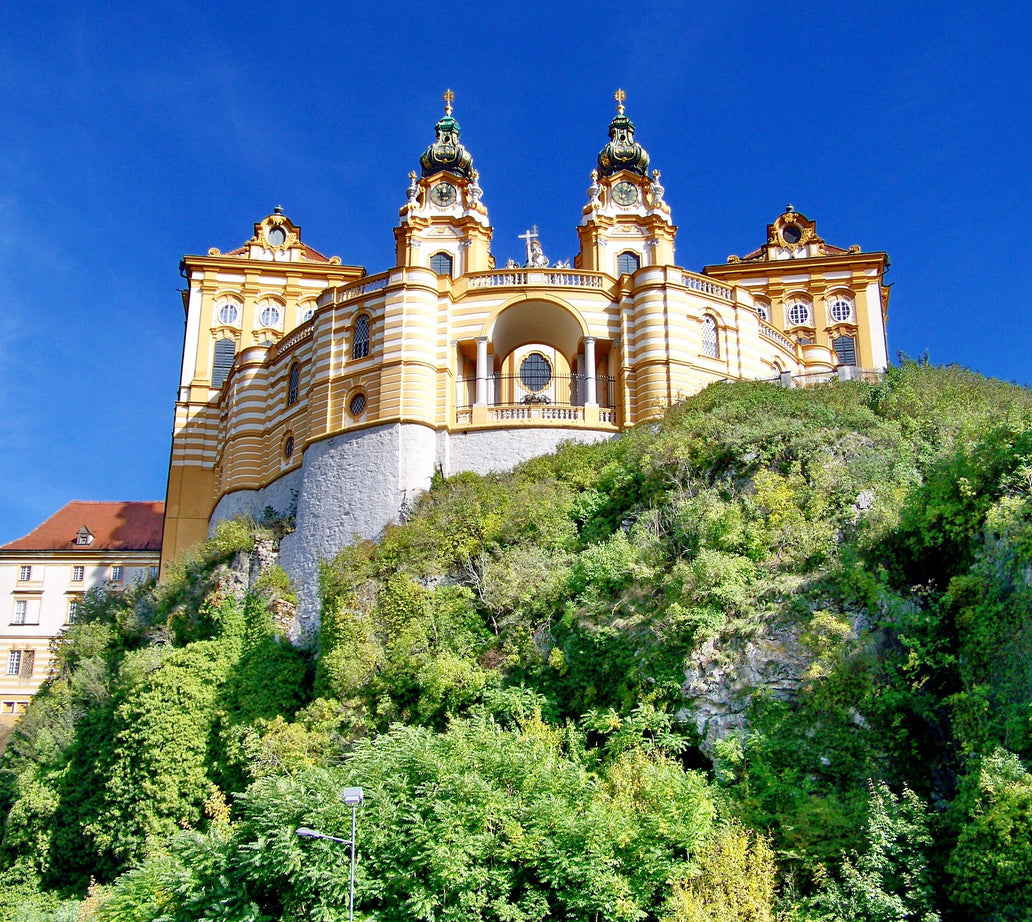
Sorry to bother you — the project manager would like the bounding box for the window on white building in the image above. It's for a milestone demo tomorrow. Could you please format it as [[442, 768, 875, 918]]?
[[216, 302, 240, 326], [212, 338, 236, 388], [352, 315, 370, 360], [617, 251, 640, 275], [149, 566, 159, 580], [701, 316, 719, 358], [18, 566, 31, 582], [430, 252, 453, 276], [72, 565, 85, 582], [68, 599, 81, 622], [834, 335, 857, 367], [110, 565, 124, 582], [829, 297, 853, 323], [348, 393, 367, 417], [7, 651, 21, 675], [12, 601, 27, 625], [787, 301, 811, 326], [288, 362, 301, 406], [258, 303, 282, 329]]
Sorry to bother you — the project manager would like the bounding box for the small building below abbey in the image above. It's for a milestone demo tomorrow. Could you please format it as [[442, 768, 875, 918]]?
[[162, 92, 890, 626]]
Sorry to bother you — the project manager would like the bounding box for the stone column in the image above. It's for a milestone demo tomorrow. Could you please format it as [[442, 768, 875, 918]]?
[[583, 336, 598, 406], [475, 337, 489, 406]]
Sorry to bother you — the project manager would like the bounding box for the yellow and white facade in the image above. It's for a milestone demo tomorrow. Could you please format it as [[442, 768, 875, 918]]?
[[162, 93, 889, 625]]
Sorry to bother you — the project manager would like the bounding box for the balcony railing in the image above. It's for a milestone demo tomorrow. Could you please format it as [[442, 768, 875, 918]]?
[[467, 269, 608, 289], [457, 374, 616, 410], [773, 367, 883, 388]]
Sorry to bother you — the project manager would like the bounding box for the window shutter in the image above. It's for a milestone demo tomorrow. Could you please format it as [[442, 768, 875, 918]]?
[[212, 338, 236, 388], [833, 335, 857, 366]]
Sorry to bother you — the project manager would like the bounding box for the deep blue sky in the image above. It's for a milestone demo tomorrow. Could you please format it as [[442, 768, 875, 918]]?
[[1, 0, 1029, 545]]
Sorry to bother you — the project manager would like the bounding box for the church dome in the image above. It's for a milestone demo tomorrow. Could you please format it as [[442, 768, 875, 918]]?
[[420, 91, 474, 180], [597, 90, 649, 178]]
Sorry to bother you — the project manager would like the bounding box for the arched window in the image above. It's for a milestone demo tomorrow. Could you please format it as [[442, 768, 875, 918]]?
[[430, 252, 453, 276], [833, 335, 857, 367], [786, 300, 811, 327], [829, 296, 853, 323], [284, 434, 295, 460], [211, 338, 236, 388], [617, 251, 640, 276], [701, 316, 719, 358], [287, 362, 300, 406], [754, 300, 770, 322], [299, 302, 316, 323], [352, 314, 370, 359]]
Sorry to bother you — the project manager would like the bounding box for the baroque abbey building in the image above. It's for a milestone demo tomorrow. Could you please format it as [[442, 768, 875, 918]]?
[[162, 92, 890, 625]]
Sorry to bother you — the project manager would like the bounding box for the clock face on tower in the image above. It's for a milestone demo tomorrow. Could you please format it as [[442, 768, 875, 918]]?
[[430, 182, 457, 206], [612, 181, 638, 206]]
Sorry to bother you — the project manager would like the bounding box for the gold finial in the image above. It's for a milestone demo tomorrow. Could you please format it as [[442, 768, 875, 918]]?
[[614, 88, 626, 115], [443, 88, 455, 115]]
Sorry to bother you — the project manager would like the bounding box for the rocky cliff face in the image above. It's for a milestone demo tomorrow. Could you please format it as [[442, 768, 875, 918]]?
[[679, 607, 870, 757]]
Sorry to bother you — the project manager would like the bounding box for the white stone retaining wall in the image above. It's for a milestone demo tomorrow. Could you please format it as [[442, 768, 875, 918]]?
[[213, 422, 616, 632]]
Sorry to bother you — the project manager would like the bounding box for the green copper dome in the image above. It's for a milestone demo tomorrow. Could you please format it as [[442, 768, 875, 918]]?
[[597, 91, 649, 178], [420, 92, 474, 180]]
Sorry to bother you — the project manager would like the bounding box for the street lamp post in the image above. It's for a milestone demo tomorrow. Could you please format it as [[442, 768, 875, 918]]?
[[296, 786, 365, 922]]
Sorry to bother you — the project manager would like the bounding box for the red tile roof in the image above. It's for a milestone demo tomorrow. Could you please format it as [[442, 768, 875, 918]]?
[[1, 501, 165, 553]]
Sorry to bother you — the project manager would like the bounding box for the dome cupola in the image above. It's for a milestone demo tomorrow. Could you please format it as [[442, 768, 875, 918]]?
[[596, 89, 649, 177], [420, 89, 474, 179]]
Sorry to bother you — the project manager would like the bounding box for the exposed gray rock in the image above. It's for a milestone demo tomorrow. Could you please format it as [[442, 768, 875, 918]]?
[[679, 621, 812, 756]]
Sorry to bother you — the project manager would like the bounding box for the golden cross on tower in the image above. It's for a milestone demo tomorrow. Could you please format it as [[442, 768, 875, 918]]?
[[443, 89, 455, 115], [614, 88, 626, 115]]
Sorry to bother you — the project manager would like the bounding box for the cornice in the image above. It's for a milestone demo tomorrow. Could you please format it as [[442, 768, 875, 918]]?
[[704, 251, 889, 279]]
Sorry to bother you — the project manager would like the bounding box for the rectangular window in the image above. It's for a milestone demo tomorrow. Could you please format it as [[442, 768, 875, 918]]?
[[148, 565, 159, 580], [18, 566, 31, 582], [12, 601, 27, 625], [110, 565, 124, 582], [833, 334, 857, 367], [7, 651, 21, 675], [72, 565, 84, 582], [67, 599, 81, 623]]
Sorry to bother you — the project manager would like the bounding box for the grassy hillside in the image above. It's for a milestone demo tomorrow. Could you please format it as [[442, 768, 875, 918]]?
[[3, 361, 1032, 921]]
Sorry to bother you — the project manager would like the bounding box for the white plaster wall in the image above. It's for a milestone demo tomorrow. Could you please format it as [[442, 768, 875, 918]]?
[[210, 466, 304, 528], [279, 423, 437, 634], [441, 427, 614, 477], [212, 422, 614, 633]]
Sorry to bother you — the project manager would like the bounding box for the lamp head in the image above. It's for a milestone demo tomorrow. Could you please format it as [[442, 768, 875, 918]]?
[[342, 787, 365, 807]]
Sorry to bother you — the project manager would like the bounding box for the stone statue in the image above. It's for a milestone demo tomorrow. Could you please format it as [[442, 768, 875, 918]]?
[[519, 225, 550, 268]]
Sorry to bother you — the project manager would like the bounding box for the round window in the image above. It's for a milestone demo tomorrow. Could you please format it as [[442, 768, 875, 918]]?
[[284, 435, 294, 460], [349, 393, 367, 416], [217, 303, 239, 325], [519, 353, 552, 392], [782, 223, 802, 245], [259, 304, 281, 328], [830, 299, 852, 323], [268, 226, 287, 247], [787, 302, 810, 326]]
